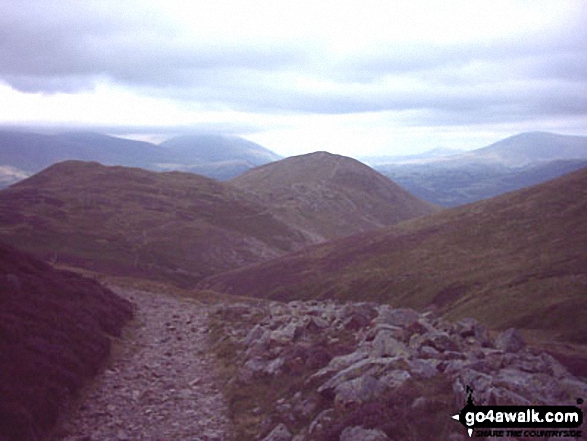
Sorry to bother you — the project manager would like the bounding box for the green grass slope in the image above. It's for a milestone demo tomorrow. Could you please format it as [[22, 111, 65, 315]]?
[[202, 167, 587, 344], [0, 161, 309, 286], [0, 242, 133, 441]]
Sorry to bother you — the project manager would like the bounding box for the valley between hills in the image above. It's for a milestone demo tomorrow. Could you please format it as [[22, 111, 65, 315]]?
[[0, 133, 586, 441]]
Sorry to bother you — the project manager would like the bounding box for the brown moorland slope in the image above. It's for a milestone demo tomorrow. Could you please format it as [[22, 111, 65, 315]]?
[[0, 161, 310, 286], [0, 242, 133, 441], [230, 151, 439, 242], [202, 167, 587, 345]]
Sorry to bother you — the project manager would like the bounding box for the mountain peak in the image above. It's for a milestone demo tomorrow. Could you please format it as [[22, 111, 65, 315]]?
[[474, 132, 587, 166], [231, 152, 439, 242], [233, 150, 390, 186]]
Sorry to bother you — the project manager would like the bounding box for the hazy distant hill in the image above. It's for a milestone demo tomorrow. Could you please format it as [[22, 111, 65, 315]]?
[[0, 130, 160, 172], [158, 134, 280, 163], [361, 147, 465, 166], [378, 159, 587, 207], [0, 130, 281, 185], [371, 132, 587, 207], [201, 168, 587, 346], [155, 134, 282, 180], [0, 242, 132, 441], [231, 151, 439, 242], [0, 161, 309, 286], [465, 131, 587, 166]]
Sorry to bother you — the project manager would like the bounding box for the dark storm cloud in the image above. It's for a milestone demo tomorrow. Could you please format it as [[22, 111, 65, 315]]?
[[1, 0, 586, 126]]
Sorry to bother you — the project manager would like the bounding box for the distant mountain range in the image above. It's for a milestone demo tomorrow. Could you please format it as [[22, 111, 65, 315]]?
[[0, 154, 435, 285], [368, 132, 587, 207], [0, 130, 281, 186], [201, 167, 587, 346], [3, 129, 586, 208], [462, 131, 587, 166]]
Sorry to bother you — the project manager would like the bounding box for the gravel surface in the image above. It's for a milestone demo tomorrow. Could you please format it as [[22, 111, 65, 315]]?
[[54, 287, 234, 441]]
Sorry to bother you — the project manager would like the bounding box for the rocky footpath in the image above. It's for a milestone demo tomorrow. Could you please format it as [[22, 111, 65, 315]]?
[[53, 287, 234, 441], [210, 301, 587, 441]]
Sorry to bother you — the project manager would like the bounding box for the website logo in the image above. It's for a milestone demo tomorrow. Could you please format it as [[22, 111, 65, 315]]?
[[452, 386, 584, 438]]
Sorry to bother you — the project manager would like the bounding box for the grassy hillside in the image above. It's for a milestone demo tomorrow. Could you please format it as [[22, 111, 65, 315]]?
[[202, 168, 587, 345], [0, 242, 133, 441], [231, 151, 439, 242], [0, 161, 308, 286]]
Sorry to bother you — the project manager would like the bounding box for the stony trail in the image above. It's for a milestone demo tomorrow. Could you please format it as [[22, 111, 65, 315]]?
[[55, 287, 234, 441]]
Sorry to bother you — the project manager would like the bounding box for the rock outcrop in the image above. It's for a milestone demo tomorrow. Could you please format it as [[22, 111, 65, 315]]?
[[211, 301, 587, 441]]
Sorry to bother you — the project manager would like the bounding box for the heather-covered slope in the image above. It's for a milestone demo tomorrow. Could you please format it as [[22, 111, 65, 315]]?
[[0, 242, 133, 441], [202, 168, 587, 345], [231, 152, 439, 242], [0, 161, 309, 286]]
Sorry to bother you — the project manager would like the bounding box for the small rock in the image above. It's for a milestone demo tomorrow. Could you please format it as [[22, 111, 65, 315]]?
[[371, 330, 409, 358], [318, 357, 405, 394], [334, 374, 386, 408], [375, 306, 420, 328], [379, 369, 411, 389], [407, 358, 439, 379], [115, 429, 129, 440], [339, 425, 390, 441], [244, 324, 265, 346], [309, 315, 329, 329], [494, 328, 525, 353], [308, 408, 335, 435], [419, 345, 440, 359], [261, 423, 292, 441], [421, 330, 460, 353]]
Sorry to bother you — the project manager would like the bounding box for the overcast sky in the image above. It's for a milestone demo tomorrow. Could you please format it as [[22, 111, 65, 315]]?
[[1, 0, 586, 157]]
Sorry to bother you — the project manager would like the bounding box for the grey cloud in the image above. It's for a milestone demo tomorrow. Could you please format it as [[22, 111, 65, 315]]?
[[1, 0, 586, 125], [4, 75, 96, 93], [402, 85, 587, 128], [0, 121, 262, 138], [0, 0, 308, 93], [342, 29, 587, 85]]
